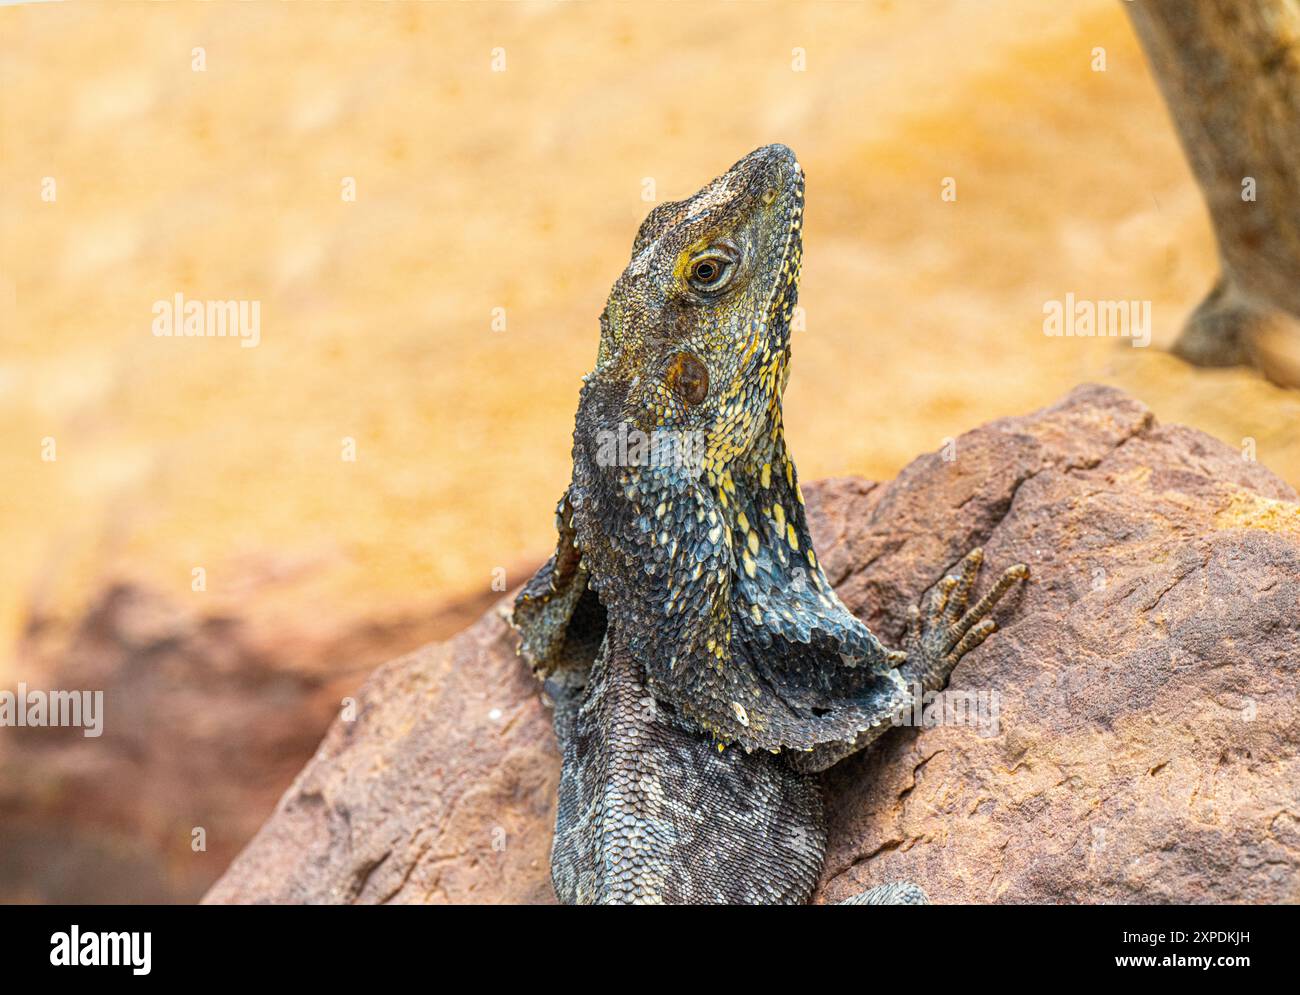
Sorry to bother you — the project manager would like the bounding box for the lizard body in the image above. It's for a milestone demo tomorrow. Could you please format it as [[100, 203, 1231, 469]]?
[[513, 145, 1026, 905]]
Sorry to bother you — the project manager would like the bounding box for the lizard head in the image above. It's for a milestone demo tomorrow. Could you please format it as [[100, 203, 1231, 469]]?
[[587, 143, 804, 466]]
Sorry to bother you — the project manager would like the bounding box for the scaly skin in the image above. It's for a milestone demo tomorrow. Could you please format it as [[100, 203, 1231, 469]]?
[[512, 145, 1027, 904]]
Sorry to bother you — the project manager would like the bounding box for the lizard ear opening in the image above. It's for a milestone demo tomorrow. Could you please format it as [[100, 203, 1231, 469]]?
[[666, 351, 709, 406]]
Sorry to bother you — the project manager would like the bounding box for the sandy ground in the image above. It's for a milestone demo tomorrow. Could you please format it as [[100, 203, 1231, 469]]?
[[3, 0, 1299, 675]]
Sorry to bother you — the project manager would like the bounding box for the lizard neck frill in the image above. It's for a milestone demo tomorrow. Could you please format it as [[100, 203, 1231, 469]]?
[[564, 374, 907, 754]]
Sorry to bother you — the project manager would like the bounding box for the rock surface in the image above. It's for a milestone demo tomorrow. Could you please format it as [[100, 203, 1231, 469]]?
[[204, 385, 1300, 904]]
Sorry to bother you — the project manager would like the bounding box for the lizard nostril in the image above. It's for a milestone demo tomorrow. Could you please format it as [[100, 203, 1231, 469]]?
[[666, 352, 709, 406]]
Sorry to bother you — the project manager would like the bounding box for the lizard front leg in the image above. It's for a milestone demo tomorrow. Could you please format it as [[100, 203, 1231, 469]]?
[[789, 548, 1027, 774], [809, 548, 1027, 905], [542, 549, 1025, 904]]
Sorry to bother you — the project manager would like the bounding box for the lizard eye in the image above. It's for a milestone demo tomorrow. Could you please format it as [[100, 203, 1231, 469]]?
[[686, 246, 739, 294]]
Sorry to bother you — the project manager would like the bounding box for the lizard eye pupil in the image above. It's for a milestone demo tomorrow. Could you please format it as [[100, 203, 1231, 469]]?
[[694, 261, 718, 283]]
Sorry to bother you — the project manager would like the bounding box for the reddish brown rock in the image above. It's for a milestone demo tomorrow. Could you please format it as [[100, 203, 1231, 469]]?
[[205, 385, 1300, 904], [202, 612, 560, 904], [816, 385, 1300, 904]]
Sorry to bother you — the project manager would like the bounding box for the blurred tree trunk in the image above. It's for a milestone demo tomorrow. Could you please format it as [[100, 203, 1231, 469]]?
[[1126, 0, 1300, 387]]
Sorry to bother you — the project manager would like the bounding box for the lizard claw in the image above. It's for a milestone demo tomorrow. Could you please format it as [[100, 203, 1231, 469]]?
[[898, 550, 1028, 691]]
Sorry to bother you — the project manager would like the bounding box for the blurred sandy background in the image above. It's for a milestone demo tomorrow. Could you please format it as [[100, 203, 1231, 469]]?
[[2, 0, 1298, 902]]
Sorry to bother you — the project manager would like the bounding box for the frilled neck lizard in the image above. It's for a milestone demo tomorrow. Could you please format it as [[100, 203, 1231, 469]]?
[[512, 144, 1027, 905]]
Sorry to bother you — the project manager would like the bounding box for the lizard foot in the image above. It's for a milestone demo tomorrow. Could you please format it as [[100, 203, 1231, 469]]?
[[837, 881, 930, 905], [786, 548, 1027, 775], [893, 547, 1028, 693]]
